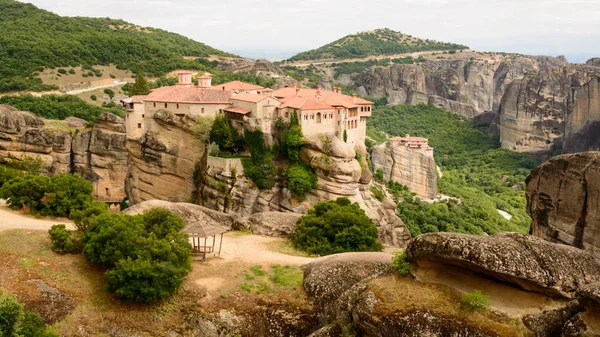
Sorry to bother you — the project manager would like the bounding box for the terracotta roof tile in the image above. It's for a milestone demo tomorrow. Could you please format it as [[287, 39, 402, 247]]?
[[272, 87, 373, 110], [146, 85, 232, 104], [224, 107, 251, 115], [212, 81, 264, 91], [231, 93, 277, 103]]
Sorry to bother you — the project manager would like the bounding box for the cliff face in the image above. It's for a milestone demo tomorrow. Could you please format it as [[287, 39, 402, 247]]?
[[125, 110, 206, 204], [564, 77, 600, 153], [526, 151, 600, 258], [371, 140, 437, 199], [0, 105, 127, 202]]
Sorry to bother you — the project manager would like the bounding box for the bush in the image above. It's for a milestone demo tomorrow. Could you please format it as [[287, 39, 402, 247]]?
[[374, 168, 385, 183], [57, 69, 67, 74], [0, 174, 95, 218], [69, 200, 108, 232], [242, 128, 277, 190], [48, 224, 83, 254], [370, 186, 384, 201], [90, 94, 97, 101], [68, 69, 76, 74], [391, 251, 410, 276], [461, 290, 489, 312], [284, 164, 317, 201], [83, 208, 191, 303], [290, 197, 383, 255], [0, 290, 58, 337], [210, 115, 241, 152], [103, 88, 115, 99]]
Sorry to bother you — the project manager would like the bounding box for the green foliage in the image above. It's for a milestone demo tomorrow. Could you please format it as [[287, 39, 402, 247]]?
[[370, 186, 384, 201], [128, 74, 151, 95], [333, 58, 391, 77], [374, 168, 385, 183], [0, 165, 23, 188], [208, 142, 220, 156], [0, 290, 57, 337], [48, 224, 83, 254], [83, 208, 191, 303], [0, 94, 124, 121], [210, 115, 242, 152], [343, 129, 348, 143], [0, 289, 21, 337], [284, 164, 318, 201], [69, 200, 109, 232], [391, 251, 411, 276], [461, 290, 489, 312], [242, 128, 277, 190], [369, 104, 539, 235], [0, 0, 234, 92], [238, 264, 303, 294], [68, 68, 76, 74], [0, 173, 95, 218], [290, 28, 467, 61], [90, 94, 97, 101], [269, 264, 303, 288], [193, 116, 214, 143], [103, 88, 115, 99], [282, 124, 304, 163], [280, 65, 322, 88], [57, 68, 67, 75], [290, 197, 383, 255]]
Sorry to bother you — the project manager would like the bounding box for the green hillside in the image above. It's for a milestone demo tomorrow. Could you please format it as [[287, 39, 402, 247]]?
[[0, 0, 235, 92], [289, 28, 468, 61]]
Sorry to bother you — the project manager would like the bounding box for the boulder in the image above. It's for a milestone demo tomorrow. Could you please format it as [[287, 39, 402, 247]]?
[[243, 212, 302, 237], [522, 301, 584, 337], [526, 152, 600, 257], [577, 282, 600, 307], [406, 232, 600, 298]]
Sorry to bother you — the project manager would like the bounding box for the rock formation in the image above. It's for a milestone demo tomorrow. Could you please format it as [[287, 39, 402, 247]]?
[[0, 106, 128, 202], [526, 151, 600, 257], [406, 232, 600, 298], [125, 110, 206, 204], [371, 137, 437, 199]]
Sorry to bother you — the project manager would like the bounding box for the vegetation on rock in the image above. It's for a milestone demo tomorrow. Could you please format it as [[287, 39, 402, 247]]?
[[461, 290, 490, 312], [284, 164, 318, 201], [0, 0, 234, 92], [290, 197, 383, 255], [0, 94, 124, 121], [242, 128, 277, 190], [392, 251, 411, 277], [289, 28, 467, 61], [368, 104, 538, 235]]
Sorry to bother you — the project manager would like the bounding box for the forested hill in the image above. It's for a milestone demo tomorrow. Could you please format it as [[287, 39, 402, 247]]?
[[0, 0, 235, 92], [289, 28, 468, 61]]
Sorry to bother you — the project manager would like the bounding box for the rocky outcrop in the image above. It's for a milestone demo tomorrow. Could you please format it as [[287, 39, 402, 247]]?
[[125, 110, 206, 204], [72, 112, 128, 201], [217, 58, 284, 78], [586, 58, 600, 68], [406, 232, 600, 298], [371, 139, 437, 199], [564, 76, 600, 153], [526, 152, 600, 257], [243, 212, 302, 237], [0, 106, 128, 202]]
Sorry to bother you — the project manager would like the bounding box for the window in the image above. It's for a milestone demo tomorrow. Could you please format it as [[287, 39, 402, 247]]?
[[153, 102, 156, 108], [177, 104, 179, 109], [137, 123, 141, 128], [164, 103, 167, 108], [142, 114, 144, 118], [285, 112, 289, 118], [316, 112, 322, 124], [201, 108, 205, 114]]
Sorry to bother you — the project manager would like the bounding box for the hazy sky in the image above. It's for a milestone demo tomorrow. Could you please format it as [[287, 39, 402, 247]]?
[[21, 0, 600, 62]]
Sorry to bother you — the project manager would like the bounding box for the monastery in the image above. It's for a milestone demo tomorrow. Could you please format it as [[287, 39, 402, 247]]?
[[122, 72, 373, 146]]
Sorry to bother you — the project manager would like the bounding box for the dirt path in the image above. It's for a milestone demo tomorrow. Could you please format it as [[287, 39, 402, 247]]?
[[0, 201, 73, 232]]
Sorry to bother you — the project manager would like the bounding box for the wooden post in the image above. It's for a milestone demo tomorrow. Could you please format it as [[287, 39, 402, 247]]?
[[212, 235, 216, 253], [218, 233, 223, 257], [204, 237, 207, 261]]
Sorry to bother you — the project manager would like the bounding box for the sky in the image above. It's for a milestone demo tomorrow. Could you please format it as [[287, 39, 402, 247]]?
[[21, 0, 600, 63]]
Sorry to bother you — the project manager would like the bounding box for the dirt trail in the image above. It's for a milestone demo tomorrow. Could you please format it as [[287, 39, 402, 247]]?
[[0, 201, 73, 232]]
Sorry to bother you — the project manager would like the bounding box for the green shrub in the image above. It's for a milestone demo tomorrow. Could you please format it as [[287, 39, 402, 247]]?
[[48, 224, 83, 254], [68, 69, 76, 75], [90, 94, 97, 101], [210, 115, 242, 152], [109, 74, 116, 79], [69, 200, 108, 232], [284, 164, 317, 201], [391, 251, 410, 276], [103, 88, 115, 99], [57, 68, 67, 75], [370, 186, 384, 201], [343, 130, 348, 143], [0, 290, 22, 337], [374, 168, 385, 183], [83, 208, 191, 303], [461, 290, 489, 312], [290, 197, 383, 255], [242, 129, 277, 190]]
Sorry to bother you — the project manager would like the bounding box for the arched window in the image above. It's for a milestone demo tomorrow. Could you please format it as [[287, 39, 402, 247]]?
[[201, 108, 205, 114], [316, 112, 322, 124], [285, 112, 289, 118]]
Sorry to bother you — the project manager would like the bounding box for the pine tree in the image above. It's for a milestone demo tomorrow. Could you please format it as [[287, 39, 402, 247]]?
[[129, 74, 150, 96]]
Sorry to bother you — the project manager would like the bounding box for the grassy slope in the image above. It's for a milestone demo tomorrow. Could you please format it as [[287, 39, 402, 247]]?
[[0, 0, 235, 92], [368, 104, 540, 236], [289, 28, 468, 61]]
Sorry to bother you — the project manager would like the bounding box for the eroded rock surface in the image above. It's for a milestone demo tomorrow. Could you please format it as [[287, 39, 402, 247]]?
[[406, 232, 600, 298], [526, 152, 600, 257]]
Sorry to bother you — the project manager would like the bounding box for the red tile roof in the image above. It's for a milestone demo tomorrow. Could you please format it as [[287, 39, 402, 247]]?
[[272, 87, 373, 110], [231, 93, 277, 103], [146, 85, 232, 104], [130, 95, 148, 103], [212, 81, 264, 91], [224, 107, 251, 115]]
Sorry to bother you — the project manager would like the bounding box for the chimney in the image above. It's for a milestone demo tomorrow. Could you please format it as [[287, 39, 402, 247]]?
[[177, 72, 192, 85], [352, 93, 357, 103]]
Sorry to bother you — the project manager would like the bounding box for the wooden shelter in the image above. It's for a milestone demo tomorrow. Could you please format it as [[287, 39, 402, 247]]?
[[183, 216, 227, 260]]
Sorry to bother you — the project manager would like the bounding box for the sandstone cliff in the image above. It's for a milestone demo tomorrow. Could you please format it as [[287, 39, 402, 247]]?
[[371, 140, 437, 199], [526, 151, 600, 258], [125, 110, 206, 204], [0, 106, 127, 202]]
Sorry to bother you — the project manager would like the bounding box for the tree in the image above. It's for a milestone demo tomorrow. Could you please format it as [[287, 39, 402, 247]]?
[[343, 130, 348, 143], [290, 197, 383, 255], [129, 74, 151, 96], [284, 164, 317, 201], [103, 88, 115, 99], [0, 290, 22, 337], [210, 115, 240, 152]]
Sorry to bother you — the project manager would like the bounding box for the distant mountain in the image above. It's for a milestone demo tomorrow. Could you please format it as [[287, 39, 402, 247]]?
[[0, 0, 236, 92], [289, 28, 468, 61]]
